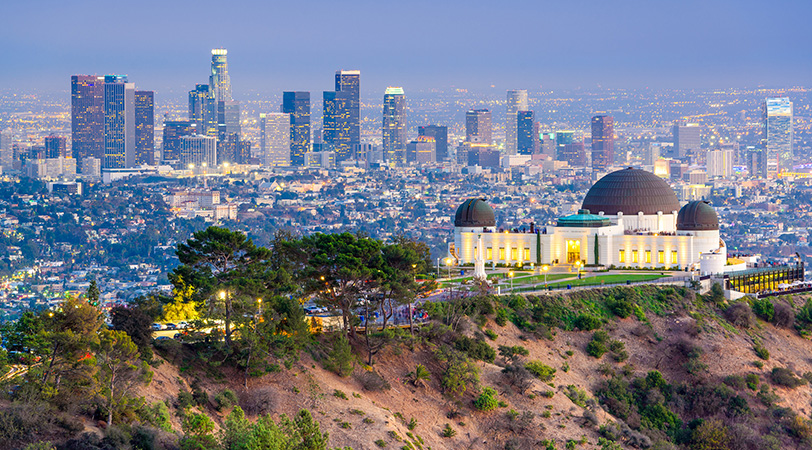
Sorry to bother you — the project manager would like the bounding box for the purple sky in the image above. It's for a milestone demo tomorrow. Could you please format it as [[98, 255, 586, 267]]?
[[3, 0, 810, 97]]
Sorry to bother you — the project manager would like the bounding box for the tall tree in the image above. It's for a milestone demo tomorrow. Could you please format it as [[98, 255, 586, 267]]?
[[93, 329, 152, 427], [172, 226, 271, 346]]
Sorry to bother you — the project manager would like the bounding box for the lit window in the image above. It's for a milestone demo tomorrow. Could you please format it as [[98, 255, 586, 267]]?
[[671, 250, 678, 264], [511, 247, 518, 261], [524, 248, 530, 261], [632, 250, 638, 263], [619, 250, 625, 263], [487, 247, 493, 260], [499, 247, 505, 260], [645, 250, 651, 263], [658, 250, 665, 264]]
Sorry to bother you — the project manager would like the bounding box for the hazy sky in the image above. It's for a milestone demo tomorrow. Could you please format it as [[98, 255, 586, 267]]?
[[3, 0, 811, 98]]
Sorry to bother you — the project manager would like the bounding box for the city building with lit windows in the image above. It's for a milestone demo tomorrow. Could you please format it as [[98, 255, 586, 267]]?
[[449, 168, 729, 275]]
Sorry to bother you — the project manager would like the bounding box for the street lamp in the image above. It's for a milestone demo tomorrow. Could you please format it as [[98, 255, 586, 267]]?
[[445, 258, 452, 279], [412, 263, 417, 282], [508, 270, 514, 291], [542, 264, 549, 286]]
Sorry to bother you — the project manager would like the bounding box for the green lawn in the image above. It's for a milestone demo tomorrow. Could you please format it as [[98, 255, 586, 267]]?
[[511, 273, 576, 284], [513, 273, 670, 292]]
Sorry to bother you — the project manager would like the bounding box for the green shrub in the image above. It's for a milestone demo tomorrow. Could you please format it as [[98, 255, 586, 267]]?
[[606, 296, 634, 318], [324, 333, 354, 377], [526, 361, 556, 382], [575, 313, 602, 331], [177, 390, 195, 409], [442, 423, 456, 437], [771, 367, 804, 388], [214, 389, 238, 411], [333, 389, 349, 400], [454, 336, 496, 363], [745, 373, 760, 390], [796, 299, 812, 329], [751, 297, 775, 322], [473, 387, 499, 412], [754, 343, 770, 360], [587, 332, 610, 358], [565, 385, 589, 408], [484, 329, 498, 340], [375, 439, 387, 447], [495, 308, 509, 326]]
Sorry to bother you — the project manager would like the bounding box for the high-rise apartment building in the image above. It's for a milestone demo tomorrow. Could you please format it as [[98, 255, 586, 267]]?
[[282, 91, 310, 166], [259, 113, 291, 167], [135, 91, 154, 165], [210, 49, 232, 102], [71, 75, 105, 161], [189, 84, 217, 136], [44, 135, 68, 159], [506, 90, 528, 155], [103, 75, 135, 169], [672, 120, 700, 159], [382, 87, 407, 162], [179, 135, 217, 168], [517, 111, 536, 155], [762, 97, 793, 176], [466, 109, 492, 145], [706, 148, 733, 179], [162, 121, 197, 162], [591, 115, 614, 172], [418, 125, 448, 161]]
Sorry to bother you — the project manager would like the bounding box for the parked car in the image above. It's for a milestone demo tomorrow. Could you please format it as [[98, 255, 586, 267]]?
[[177, 321, 189, 329], [165, 323, 177, 330], [152, 323, 164, 331]]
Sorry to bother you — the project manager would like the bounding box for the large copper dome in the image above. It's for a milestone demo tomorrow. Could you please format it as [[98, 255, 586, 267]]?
[[454, 198, 496, 227], [677, 201, 718, 231], [581, 168, 679, 215]]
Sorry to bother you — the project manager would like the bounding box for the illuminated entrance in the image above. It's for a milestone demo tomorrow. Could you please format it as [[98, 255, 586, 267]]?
[[566, 240, 581, 263]]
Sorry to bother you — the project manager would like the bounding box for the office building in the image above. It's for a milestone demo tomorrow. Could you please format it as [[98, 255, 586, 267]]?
[[706, 148, 733, 179], [179, 135, 217, 168], [44, 135, 68, 159], [466, 109, 492, 145], [591, 115, 614, 172], [406, 137, 436, 165], [282, 91, 310, 166], [540, 132, 556, 158], [189, 84, 217, 136], [162, 121, 197, 162], [746, 146, 767, 178], [0, 129, 12, 171], [517, 111, 536, 155], [103, 75, 135, 169], [305, 151, 335, 168], [135, 91, 154, 165], [259, 113, 291, 167], [210, 49, 232, 102], [762, 97, 793, 176], [382, 87, 407, 162], [418, 125, 448, 161], [80, 157, 101, 178], [335, 70, 360, 158], [71, 75, 105, 161], [672, 121, 700, 159], [323, 90, 351, 160], [467, 147, 501, 168], [506, 90, 528, 154]]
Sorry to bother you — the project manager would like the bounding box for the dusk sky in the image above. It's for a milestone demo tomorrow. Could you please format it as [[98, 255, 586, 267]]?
[[3, 0, 811, 97]]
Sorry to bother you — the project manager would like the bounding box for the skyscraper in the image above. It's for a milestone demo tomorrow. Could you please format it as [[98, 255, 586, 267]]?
[[672, 120, 700, 159], [179, 135, 217, 168], [259, 113, 291, 167], [506, 90, 528, 155], [382, 87, 407, 162], [335, 70, 361, 158], [44, 135, 68, 159], [323, 90, 350, 157], [71, 75, 105, 161], [706, 148, 733, 179], [517, 111, 536, 155], [466, 109, 492, 145], [418, 125, 448, 161], [135, 91, 154, 165], [282, 92, 311, 166], [103, 75, 135, 169], [189, 84, 217, 136], [209, 49, 232, 102], [162, 121, 196, 162], [591, 115, 614, 172], [762, 97, 793, 176]]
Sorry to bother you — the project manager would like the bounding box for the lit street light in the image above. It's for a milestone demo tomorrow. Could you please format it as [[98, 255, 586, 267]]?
[[543, 264, 549, 286], [508, 270, 514, 291]]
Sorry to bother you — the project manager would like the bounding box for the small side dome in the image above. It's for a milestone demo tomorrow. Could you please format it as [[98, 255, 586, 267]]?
[[454, 198, 496, 227], [677, 201, 718, 231]]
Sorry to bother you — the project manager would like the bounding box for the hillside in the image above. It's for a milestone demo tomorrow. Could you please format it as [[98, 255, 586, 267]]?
[[6, 283, 812, 450]]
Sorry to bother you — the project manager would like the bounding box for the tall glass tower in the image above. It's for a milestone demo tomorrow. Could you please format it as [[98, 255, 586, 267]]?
[[382, 87, 406, 162], [591, 115, 614, 172], [103, 75, 135, 168], [506, 90, 528, 155], [282, 92, 310, 166], [189, 84, 217, 136], [762, 97, 793, 176], [71, 75, 105, 161], [333, 70, 360, 161], [209, 49, 232, 102], [134, 91, 154, 165]]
